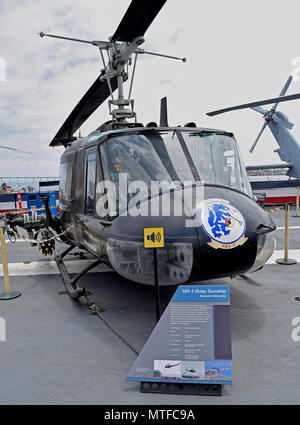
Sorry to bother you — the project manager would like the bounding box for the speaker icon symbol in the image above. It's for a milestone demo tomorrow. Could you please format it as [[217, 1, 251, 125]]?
[[144, 227, 164, 248], [147, 232, 162, 244]]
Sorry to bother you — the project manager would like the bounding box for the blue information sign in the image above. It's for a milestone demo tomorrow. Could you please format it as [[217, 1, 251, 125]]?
[[126, 285, 232, 385]]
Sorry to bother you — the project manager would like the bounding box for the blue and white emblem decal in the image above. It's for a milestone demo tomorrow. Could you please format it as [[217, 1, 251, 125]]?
[[200, 198, 247, 249]]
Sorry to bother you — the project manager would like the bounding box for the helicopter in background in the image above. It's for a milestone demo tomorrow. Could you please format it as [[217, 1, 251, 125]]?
[[4, 0, 281, 300], [207, 75, 300, 180]]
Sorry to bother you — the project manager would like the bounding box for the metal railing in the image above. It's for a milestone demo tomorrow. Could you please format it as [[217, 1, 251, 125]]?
[[0, 177, 59, 192]]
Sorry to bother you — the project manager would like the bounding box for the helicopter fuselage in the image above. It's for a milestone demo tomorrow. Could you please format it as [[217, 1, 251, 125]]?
[[268, 118, 300, 180], [58, 126, 276, 286]]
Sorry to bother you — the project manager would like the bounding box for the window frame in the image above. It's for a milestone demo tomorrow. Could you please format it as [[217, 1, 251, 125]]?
[[84, 149, 97, 216], [59, 155, 73, 210]]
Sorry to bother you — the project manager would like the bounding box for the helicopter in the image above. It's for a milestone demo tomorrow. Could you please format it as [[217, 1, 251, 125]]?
[[185, 368, 196, 373], [4, 0, 279, 301], [207, 75, 300, 179], [205, 366, 231, 376], [164, 362, 181, 369]]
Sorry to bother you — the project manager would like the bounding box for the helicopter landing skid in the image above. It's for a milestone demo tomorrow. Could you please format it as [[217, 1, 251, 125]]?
[[55, 245, 103, 299]]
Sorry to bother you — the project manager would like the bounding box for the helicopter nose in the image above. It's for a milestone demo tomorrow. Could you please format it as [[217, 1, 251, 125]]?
[[105, 186, 276, 284], [105, 190, 199, 285], [191, 185, 276, 280]]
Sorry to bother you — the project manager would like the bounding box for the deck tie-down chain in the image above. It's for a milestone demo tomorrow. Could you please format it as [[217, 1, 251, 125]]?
[[85, 295, 140, 357], [2, 208, 140, 356]]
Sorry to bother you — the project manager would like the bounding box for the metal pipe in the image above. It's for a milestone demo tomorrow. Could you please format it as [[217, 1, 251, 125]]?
[[99, 48, 114, 100], [137, 48, 186, 62], [284, 204, 290, 262], [0, 227, 11, 295], [117, 64, 125, 111], [276, 204, 296, 265], [39, 32, 109, 48], [153, 248, 161, 322], [128, 53, 138, 100]]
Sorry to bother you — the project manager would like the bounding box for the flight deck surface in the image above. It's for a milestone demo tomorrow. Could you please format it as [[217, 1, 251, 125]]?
[[0, 207, 299, 405]]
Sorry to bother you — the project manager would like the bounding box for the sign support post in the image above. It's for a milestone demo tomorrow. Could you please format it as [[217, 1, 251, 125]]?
[[144, 227, 164, 322], [276, 204, 297, 265], [153, 248, 161, 322], [293, 186, 300, 217]]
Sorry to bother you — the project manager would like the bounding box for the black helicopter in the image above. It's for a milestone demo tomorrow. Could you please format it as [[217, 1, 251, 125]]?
[[4, 0, 277, 299]]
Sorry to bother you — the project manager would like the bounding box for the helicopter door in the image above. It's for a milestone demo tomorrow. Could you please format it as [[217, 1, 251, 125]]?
[[85, 151, 97, 215], [78, 147, 104, 256]]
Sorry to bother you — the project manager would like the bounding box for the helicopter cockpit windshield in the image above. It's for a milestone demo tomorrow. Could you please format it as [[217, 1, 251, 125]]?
[[99, 129, 252, 208], [181, 131, 252, 195]]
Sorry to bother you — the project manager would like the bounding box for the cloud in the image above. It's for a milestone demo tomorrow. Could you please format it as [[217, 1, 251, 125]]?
[[0, 0, 300, 178], [160, 79, 171, 86], [169, 30, 182, 46]]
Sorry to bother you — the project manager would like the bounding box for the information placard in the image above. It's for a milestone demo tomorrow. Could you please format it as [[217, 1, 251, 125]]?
[[126, 285, 232, 385]]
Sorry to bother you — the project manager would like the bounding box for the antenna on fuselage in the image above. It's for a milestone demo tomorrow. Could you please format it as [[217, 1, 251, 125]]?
[[160, 97, 169, 127]]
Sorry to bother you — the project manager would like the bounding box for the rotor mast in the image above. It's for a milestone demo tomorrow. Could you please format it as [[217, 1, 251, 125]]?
[[103, 35, 146, 122], [39, 31, 186, 123]]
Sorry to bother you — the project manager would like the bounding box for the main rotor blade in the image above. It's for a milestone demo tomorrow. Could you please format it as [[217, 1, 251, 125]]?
[[272, 75, 293, 111], [251, 106, 267, 115], [111, 0, 167, 42], [249, 121, 268, 153], [246, 162, 293, 171], [0, 145, 33, 155], [49, 75, 118, 147], [207, 92, 300, 117], [279, 75, 293, 97]]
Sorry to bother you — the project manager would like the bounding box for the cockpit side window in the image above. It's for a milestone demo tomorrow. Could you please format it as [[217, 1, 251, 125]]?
[[85, 152, 97, 215], [59, 160, 72, 209], [100, 134, 173, 185], [99, 134, 176, 215]]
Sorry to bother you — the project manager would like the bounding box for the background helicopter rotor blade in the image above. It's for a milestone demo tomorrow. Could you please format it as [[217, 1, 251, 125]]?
[[207, 92, 300, 117], [0, 145, 33, 155], [272, 75, 293, 111], [111, 0, 167, 42], [251, 106, 267, 115], [49, 75, 118, 147], [249, 121, 269, 153]]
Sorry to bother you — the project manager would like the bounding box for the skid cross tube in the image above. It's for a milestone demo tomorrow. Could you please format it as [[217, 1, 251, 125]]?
[[55, 245, 103, 299]]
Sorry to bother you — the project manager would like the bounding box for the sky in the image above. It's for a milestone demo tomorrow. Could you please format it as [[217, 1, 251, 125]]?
[[1, 0, 300, 177]]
